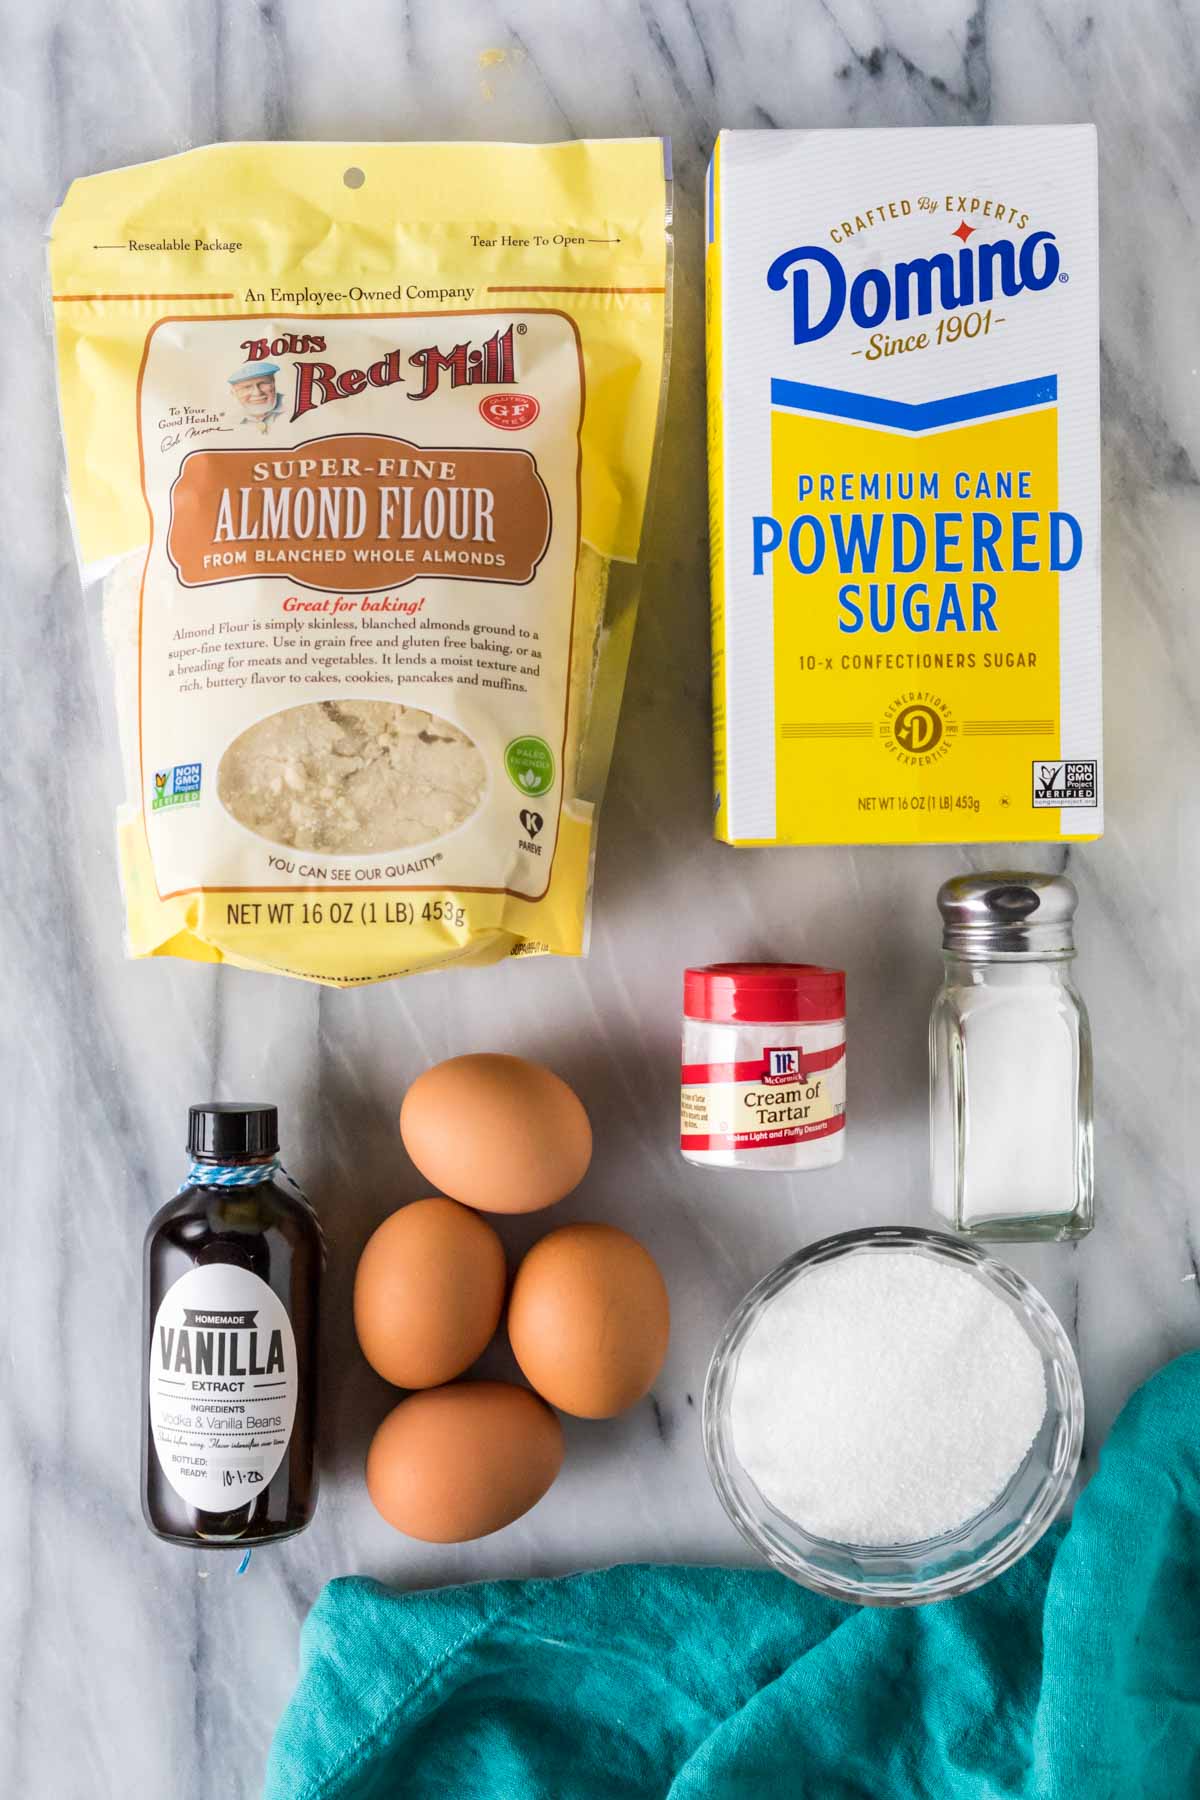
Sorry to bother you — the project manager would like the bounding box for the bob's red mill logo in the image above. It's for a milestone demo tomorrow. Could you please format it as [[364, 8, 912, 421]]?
[[237, 326, 519, 418]]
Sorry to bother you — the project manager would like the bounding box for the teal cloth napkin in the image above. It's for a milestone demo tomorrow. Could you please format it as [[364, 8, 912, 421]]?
[[266, 1352, 1200, 1799]]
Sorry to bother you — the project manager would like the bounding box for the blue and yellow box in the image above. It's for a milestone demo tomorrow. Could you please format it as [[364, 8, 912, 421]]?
[[707, 127, 1101, 845]]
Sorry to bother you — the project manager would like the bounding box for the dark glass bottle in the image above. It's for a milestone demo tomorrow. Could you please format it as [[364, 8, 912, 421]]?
[[141, 1103, 322, 1548]]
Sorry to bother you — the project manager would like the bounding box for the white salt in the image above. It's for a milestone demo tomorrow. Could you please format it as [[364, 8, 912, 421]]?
[[730, 1251, 1047, 1546], [934, 964, 1081, 1223]]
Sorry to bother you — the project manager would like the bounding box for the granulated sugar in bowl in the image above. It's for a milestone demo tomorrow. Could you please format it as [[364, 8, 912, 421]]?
[[735, 1251, 1046, 1545], [704, 1227, 1084, 1605]]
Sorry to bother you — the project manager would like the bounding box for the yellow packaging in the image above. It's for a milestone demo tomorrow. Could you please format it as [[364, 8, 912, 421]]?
[[50, 140, 671, 984], [707, 127, 1101, 845]]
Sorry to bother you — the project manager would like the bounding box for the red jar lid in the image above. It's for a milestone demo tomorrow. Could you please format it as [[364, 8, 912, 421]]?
[[684, 962, 845, 1024]]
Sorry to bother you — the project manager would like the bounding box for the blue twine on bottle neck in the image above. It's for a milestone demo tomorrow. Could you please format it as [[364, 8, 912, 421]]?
[[179, 1156, 281, 1193], [176, 1159, 324, 1256]]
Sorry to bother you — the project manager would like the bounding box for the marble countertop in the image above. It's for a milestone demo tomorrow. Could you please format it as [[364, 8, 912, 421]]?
[[6, 1, 1198, 1794]]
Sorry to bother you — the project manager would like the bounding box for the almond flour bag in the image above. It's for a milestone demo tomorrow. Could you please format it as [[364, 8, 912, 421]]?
[[50, 141, 671, 985]]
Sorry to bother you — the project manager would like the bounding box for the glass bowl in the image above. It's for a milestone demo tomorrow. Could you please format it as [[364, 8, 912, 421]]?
[[704, 1225, 1084, 1606]]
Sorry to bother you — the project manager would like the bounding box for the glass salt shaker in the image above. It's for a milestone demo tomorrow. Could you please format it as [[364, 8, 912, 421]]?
[[930, 872, 1093, 1241]]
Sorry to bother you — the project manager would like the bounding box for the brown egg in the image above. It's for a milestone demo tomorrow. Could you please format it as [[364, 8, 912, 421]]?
[[399, 1053, 592, 1214], [354, 1198, 506, 1389], [507, 1223, 670, 1419], [365, 1381, 564, 1542]]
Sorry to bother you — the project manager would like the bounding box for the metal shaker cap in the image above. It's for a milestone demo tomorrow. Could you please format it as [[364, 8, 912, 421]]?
[[937, 871, 1078, 957]]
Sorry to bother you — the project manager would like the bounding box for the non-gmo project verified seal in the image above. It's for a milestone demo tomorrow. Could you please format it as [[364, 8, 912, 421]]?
[[152, 762, 202, 811], [1032, 760, 1098, 809]]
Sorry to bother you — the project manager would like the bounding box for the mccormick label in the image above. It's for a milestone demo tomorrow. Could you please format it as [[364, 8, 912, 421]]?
[[706, 127, 1101, 845], [681, 1043, 846, 1151]]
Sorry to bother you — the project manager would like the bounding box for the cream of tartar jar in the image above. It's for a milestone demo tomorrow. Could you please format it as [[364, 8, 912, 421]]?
[[681, 964, 846, 1172]]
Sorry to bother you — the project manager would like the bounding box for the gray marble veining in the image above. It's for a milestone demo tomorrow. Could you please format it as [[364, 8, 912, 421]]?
[[4, 0, 1199, 1793]]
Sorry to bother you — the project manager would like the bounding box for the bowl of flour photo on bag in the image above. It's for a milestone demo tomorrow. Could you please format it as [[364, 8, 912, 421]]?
[[217, 699, 487, 855]]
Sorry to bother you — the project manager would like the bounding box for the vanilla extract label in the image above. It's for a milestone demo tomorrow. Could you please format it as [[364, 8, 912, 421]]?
[[148, 1264, 297, 1512]]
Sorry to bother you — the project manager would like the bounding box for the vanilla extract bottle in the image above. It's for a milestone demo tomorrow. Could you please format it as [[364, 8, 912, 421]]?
[[141, 1104, 323, 1548]]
